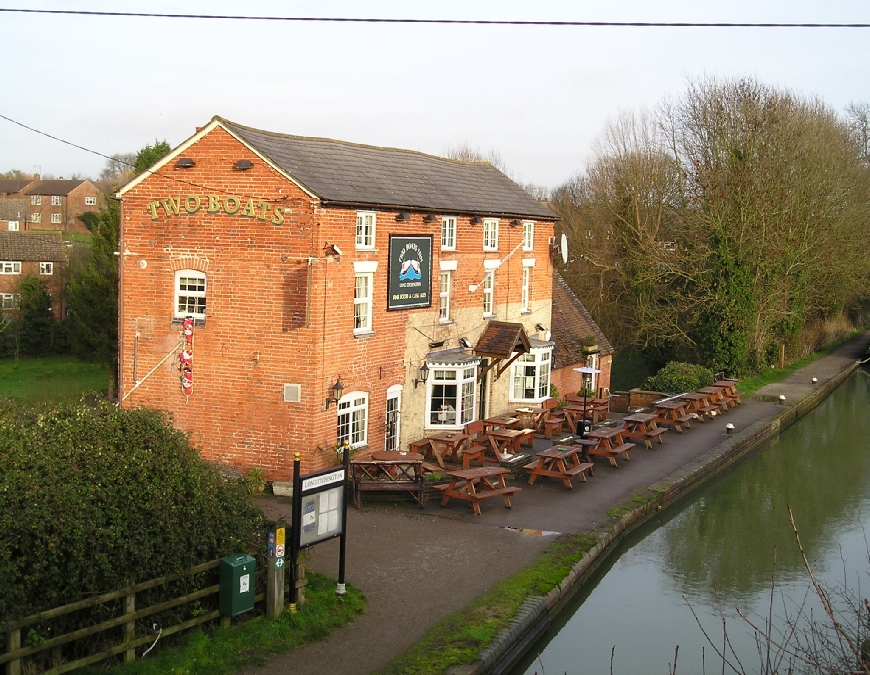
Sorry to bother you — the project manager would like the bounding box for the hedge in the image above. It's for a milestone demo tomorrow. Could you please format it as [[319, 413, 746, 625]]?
[[644, 361, 714, 394]]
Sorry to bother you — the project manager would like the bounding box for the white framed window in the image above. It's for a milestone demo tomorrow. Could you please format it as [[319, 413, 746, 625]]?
[[337, 391, 368, 448], [441, 216, 456, 250], [439, 271, 452, 322], [7, 221, 19, 232], [385, 385, 402, 452], [1, 293, 18, 309], [85, 196, 97, 206], [354, 273, 373, 333], [522, 221, 534, 250], [483, 218, 499, 251], [482, 271, 494, 317], [521, 267, 530, 312], [510, 348, 552, 403], [51, 196, 62, 206], [355, 211, 376, 249], [174, 269, 207, 318], [31, 195, 41, 206], [0, 261, 21, 274], [427, 366, 477, 428], [39, 262, 53, 275], [51, 213, 62, 224], [31, 212, 41, 223]]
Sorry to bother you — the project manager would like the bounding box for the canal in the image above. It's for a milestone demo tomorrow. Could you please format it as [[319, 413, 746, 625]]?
[[512, 369, 870, 675]]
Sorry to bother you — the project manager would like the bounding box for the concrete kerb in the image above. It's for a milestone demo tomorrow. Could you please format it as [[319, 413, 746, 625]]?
[[472, 358, 860, 675]]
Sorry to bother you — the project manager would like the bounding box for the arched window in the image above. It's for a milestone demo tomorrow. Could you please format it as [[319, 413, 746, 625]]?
[[174, 269, 207, 318], [337, 391, 369, 448]]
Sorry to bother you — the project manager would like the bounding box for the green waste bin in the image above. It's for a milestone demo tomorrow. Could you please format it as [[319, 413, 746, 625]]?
[[219, 554, 256, 617]]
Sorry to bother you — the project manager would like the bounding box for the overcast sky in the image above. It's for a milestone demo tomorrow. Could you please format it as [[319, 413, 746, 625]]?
[[1, 1, 868, 189]]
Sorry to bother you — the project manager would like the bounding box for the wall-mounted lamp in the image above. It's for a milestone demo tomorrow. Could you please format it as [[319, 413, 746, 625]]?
[[423, 213, 438, 223], [234, 159, 254, 171], [458, 337, 471, 349], [396, 211, 411, 221], [175, 157, 195, 168], [510, 219, 522, 227], [414, 363, 430, 389], [324, 242, 343, 259], [535, 323, 547, 332], [428, 340, 445, 349], [325, 376, 344, 409], [470, 215, 483, 225]]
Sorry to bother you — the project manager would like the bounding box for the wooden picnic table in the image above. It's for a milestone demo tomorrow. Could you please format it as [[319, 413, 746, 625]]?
[[654, 399, 695, 433], [350, 452, 425, 509], [709, 380, 745, 406], [565, 397, 609, 422], [515, 407, 549, 434], [621, 412, 668, 449], [426, 431, 469, 468], [486, 427, 535, 461], [482, 415, 520, 431], [435, 466, 521, 516], [678, 392, 719, 420], [524, 444, 594, 489], [697, 386, 732, 412], [585, 424, 634, 467]]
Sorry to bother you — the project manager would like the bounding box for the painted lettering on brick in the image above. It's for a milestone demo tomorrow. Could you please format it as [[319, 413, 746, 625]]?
[[146, 195, 286, 225]]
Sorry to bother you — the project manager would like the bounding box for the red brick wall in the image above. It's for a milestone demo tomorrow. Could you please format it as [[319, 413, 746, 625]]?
[[119, 125, 555, 480]]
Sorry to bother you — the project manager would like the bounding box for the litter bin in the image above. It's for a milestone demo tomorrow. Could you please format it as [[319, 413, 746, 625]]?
[[219, 554, 256, 617]]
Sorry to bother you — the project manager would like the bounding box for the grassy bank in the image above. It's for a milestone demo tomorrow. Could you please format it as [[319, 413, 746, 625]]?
[[0, 356, 108, 402]]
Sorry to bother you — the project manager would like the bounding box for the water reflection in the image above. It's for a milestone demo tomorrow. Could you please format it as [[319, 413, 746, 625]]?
[[514, 372, 870, 675]]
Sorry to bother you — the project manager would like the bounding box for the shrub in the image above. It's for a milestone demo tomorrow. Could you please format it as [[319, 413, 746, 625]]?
[[0, 400, 264, 620], [644, 361, 714, 394]]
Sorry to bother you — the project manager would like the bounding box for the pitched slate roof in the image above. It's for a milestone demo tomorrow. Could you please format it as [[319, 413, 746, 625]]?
[[551, 273, 614, 369], [0, 179, 34, 195], [218, 117, 555, 220], [0, 232, 66, 261], [0, 200, 29, 221], [25, 180, 86, 196], [475, 321, 532, 359]]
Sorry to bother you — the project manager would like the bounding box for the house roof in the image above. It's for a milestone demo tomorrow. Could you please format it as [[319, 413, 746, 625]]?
[[550, 273, 614, 369], [0, 179, 34, 195], [0, 232, 66, 262], [475, 321, 532, 359], [0, 199, 29, 221], [123, 116, 554, 220], [24, 180, 87, 196]]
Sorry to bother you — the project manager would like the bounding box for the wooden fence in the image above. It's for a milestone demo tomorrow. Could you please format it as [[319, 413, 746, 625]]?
[[2, 559, 264, 675]]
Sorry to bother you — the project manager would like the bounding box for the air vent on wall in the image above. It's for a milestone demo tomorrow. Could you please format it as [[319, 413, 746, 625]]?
[[283, 383, 301, 403]]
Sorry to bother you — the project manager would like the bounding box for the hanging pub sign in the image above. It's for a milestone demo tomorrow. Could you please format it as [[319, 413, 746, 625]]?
[[387, 235, 433, 310]]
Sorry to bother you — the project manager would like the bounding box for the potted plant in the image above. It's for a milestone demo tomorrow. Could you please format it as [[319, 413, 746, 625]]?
[[243, 466, 267, 494], [581, 334, 599, 355]]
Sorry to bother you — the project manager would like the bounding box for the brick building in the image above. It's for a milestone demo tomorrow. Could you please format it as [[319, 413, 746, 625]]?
[[117, 116, 557, 479], [0, 231, 67, 318], [18, 179, 105, 235]]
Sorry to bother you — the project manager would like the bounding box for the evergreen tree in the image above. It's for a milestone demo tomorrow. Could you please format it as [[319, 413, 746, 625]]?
[[17, 276, 54, 356]]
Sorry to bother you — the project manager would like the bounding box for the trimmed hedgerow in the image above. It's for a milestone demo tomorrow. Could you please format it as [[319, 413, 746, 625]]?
[[0, 399, 264, 621], [644, 361, 714, 394]]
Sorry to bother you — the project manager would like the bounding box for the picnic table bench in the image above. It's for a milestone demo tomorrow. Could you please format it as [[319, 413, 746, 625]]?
[[524, 445, 594, 489], [585, 424, 635, 467], [654, 399, 695, 432], [435, 466, 521, 516], [350, 451, 425, 509], [621, 412, 668, 449]]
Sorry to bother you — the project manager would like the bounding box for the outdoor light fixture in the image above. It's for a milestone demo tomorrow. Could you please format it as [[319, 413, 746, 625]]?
[[423, 213, 438, 223], [428, 340, 445, 349], [396, 211, 411, 221], [779, 394, 787, 405], [325, 376, 344, 409], [725, 423, 735, 434], [470, 216, 483, 225], [414, 363, 430, 389], [234, 159, 254, 170], [458, 337, 471, 349], [535, 323, 547, 332], [510, 219, 522, 227], [175, 157, 195, 168]]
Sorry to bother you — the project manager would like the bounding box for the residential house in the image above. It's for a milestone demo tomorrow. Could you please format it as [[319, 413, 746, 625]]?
[[22, 179, 105, 234], [0, 231, 67, 318], [117, 116, 557, 479]]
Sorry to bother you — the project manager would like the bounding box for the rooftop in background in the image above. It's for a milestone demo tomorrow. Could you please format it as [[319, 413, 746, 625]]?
[[0, 199, 30, 221], [551, 273, 614, 369], [0, 179, 35, 196], [0, 231, 66, 261], [24, 180, 89, 196]]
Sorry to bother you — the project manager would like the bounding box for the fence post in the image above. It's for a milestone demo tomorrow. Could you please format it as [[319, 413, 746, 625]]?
[[6, 625, 21, 675], [124, 590, 135, 663]]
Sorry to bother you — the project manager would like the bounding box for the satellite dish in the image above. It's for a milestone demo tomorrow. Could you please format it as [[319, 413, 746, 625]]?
[[560, 233, 569, 265]]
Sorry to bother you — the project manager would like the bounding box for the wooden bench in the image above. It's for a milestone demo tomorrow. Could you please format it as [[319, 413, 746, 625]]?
[[656, 414, 694, 432], [436, 466, 521, 516], [588, 442, 634, 467], [543, 413, 566, 439], [351, 458, 425, 509], [622, 426, 667, 449]]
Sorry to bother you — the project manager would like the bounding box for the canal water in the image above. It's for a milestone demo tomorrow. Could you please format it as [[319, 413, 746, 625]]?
[[513, 370, 870, 675]]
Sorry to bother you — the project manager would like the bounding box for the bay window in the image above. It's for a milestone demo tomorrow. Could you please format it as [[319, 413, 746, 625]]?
[[427, 364, 477, 428], [510, 348, 552, 403]]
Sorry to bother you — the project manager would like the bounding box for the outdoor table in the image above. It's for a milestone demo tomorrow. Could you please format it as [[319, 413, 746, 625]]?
[[562, 405, 596, 433], [585, 423, 635, 467], [621, 412, 668, 449], [426, 431, 469, 468], [482, 415, 520, 431], [697, 386, 732, 412], [709, 380, 745, 406], [435, 466, 521, 516], [486, 427, 535, 461], [514, 407, 548, 434], [678, 392, 719, 420], [654, 399, 695, 433], [523, 444, 594, 489], [350, 452, 425, 509]]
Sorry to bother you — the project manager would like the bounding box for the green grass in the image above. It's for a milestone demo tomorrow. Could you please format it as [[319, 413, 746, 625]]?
[[0, 356, 108, 402], [74, 572, 365, 675], [373, 533, 596, 675]]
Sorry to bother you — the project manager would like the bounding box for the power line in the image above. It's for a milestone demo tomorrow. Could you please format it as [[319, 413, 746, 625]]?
[[0, 7, 867, 28]]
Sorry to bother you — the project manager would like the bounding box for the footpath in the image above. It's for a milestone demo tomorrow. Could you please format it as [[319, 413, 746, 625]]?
[[250, 331, 870, 675]]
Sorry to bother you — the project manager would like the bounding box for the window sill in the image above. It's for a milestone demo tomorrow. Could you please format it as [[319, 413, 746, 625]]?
[[171, 317, 206, 327], [438, 319, 454, 326], [483, 314, 498, 320], [520, 310, 532, 315], [353, 330, 375, 339]]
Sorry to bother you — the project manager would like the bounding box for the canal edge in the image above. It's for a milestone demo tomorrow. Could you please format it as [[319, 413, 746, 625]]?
[[472, 356, 861, 675]]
